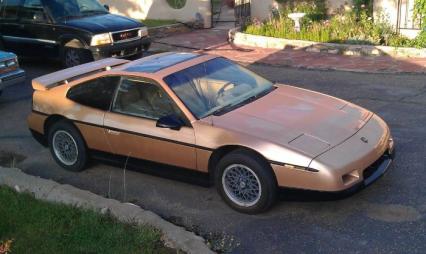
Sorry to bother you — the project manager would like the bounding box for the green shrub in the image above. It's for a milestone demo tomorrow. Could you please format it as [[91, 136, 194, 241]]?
[[245, 4, 425, 48], [388, 31, 426, 48]]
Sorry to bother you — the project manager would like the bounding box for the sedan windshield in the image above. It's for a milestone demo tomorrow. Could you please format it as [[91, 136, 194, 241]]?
[[164, 58, 274, 119], [42, 0, 108, 21]]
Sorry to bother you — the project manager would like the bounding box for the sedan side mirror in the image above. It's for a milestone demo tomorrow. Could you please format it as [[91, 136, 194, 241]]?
[[156, 115, 183, 131], [104, 4, 110, 11]]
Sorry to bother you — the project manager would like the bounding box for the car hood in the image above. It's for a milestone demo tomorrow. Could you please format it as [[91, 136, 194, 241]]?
[[0, 50, 16, 60], [62, 13, 142, 34], [211, 85, 372, 158]]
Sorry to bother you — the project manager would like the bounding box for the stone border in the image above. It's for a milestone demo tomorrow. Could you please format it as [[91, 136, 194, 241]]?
[[149, 23, 192, 38], [0, 167, 214, 254], [231, 31, 426, 58]]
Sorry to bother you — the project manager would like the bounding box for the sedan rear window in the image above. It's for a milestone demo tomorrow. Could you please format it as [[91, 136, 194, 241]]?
[[67, 76, 120, 110]]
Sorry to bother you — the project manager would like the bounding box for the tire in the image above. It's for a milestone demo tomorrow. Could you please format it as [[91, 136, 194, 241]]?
[[62, 47, 93, 68], [215, 149, 277, 214], [47, 120, 88, 172]]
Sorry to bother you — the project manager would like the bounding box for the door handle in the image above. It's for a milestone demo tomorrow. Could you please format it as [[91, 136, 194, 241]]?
[[107, 129, 120, 135]]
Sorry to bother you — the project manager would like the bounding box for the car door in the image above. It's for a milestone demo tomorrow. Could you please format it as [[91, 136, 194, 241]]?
[[65, 75, 121, 154], [103, 76, 197, 170], [15, 0, 57, 57], [0, 0, 22, 52]]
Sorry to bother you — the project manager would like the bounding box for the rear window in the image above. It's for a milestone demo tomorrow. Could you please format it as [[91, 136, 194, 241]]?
[[67, 76, 120, 111]]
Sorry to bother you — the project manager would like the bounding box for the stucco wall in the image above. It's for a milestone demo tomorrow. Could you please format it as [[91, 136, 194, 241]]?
[[100, 0, 211, 28], [250, 0, 273, 21], [373, 0, 398, 27]]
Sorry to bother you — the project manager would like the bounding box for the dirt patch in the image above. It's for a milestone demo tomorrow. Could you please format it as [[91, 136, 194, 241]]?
[[366, 203, 423, 223], [166, 215, 239, 253], [0, 151, 26, 168]]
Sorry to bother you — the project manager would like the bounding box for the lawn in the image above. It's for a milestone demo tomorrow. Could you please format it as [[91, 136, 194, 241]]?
[[0, 187, 175, 254], [141, 19, 177, 28]]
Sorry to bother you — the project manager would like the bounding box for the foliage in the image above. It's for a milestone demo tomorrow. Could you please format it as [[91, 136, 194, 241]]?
[[245, 2, 425, 48], [140, 19, 177, 28], [0, 187, 172, 254], [388, 31, 426, 48], [166, 0, 186, 9], [414, 0, 426, 29], [246, 9, 393, 45], [352, 0, 373, 17]]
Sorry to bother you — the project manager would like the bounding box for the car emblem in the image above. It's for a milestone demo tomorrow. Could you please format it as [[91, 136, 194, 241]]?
[[361, 137, 369, 143]]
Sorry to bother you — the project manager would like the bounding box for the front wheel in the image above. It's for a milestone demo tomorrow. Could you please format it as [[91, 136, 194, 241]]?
[[48, 121, 88, 172], [215, 150, 277, 214], [62, 47, 93, 68]]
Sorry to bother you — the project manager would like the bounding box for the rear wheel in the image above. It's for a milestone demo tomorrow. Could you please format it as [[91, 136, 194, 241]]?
[[48, 121, 88, 172], [62, 47, 93, 68], [215, 150, 277, 214]]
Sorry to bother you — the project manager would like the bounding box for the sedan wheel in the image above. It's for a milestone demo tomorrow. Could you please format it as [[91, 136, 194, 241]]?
[[52, 130, 79, 166], [216, 150, 277, 214], [48, 120, 88, 171], [222, 164, 262, 207]]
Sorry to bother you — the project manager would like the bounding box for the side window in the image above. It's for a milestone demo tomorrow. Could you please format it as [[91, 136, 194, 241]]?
[[67, 76, 120, 111], [112, 78, 181, 120], [20, 0, 47, 23], [2, 0, 21, 20]]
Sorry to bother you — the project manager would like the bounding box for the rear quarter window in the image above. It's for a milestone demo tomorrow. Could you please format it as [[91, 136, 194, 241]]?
[[67, 76, 120, 111]]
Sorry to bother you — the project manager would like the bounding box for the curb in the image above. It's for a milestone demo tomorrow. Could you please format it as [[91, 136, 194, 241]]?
[[0, 167, 214, 254]]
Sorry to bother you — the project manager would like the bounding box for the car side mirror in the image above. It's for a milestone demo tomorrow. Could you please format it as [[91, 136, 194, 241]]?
[[156, 115, 183, 131], [104, 4, 110, 11]]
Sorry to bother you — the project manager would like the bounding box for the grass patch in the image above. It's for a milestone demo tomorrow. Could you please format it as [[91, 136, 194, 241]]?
[[141, 19, 177, 28], [0, 186, 175, 254]]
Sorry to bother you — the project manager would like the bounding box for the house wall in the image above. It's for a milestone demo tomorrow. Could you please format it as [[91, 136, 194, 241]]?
[[100, 0, 212, 28], [373, 0, 398, 27], [250, 0, 273, 21], [374, 0, 420, 39]]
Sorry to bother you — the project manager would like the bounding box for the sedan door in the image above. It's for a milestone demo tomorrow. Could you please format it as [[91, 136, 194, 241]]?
[[103, 76, 197, 170]]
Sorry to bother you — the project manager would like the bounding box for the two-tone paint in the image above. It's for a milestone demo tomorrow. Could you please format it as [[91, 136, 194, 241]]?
[[28, 53, 394, 192]]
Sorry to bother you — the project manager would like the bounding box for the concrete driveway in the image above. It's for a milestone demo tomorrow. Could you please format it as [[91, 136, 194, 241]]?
[[1, 59, 425, 253]]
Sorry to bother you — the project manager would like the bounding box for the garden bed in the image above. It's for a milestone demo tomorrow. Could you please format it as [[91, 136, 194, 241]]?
[[238, 0, 425, 57], [232, 31, 426, 58]]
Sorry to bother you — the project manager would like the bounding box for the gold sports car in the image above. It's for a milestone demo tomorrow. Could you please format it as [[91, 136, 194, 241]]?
[[28, 52, 395, 213]]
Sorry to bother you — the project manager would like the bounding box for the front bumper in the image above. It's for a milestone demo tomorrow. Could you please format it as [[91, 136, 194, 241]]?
[[272, 114, 394, 192], [0, 68, 26, 91], [90, 36, 151, 61]]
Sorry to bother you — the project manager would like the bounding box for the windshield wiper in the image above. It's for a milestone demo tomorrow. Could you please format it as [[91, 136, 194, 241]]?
[[210, 86, 276, 117]]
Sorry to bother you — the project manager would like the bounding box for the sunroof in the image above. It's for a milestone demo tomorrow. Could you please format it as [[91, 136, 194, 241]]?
[[124, 52, 200, 73]]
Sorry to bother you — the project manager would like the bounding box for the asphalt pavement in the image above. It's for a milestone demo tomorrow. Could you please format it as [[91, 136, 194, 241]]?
[[0, 58, 425, 253]]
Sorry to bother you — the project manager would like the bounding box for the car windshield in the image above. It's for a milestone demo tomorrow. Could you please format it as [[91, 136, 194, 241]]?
[[164, 58, 274, 119], [42, 0, 108, 21]]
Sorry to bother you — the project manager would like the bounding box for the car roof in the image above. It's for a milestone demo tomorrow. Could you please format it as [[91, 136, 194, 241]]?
[[120, 52, 202, 74]]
